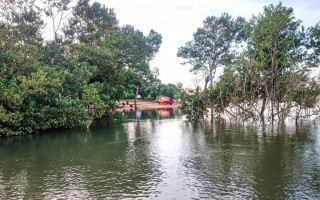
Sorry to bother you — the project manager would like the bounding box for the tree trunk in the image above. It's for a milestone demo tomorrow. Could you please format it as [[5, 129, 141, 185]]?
[[134, 85, 139, 110], [271, 97, 274, 125], [210, 71, 213, 89], [260, 97, 267, 122], [203, 75, 209, 92], [271, 58, 275, 124], [210, 70, 214, 120], [271, 38, 278, 124]]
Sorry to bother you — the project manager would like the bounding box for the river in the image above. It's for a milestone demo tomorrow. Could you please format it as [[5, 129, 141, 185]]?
[[0, 108, 319, 199]]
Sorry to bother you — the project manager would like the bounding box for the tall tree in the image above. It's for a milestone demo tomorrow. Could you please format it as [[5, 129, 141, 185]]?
[[120, 25, 162, 109], [64, 0, 162, 110], [246, 2, 308, 122], [177, 13, 246, 90], [179, 2, 320, 123], [0, 0, 106, 135]]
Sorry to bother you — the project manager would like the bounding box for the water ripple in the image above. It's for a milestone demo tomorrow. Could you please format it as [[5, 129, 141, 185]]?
[[0, 110, 319, 199]]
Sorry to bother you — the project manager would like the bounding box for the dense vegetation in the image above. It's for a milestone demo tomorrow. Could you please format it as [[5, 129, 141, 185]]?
[[124, 82, 182, 101], [2, 1, 318, 136], [178, 2, 320, 123], [0, 0, 164, 136]]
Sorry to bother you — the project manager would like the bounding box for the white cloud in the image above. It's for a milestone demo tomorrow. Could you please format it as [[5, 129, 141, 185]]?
[[173, 4, 194, 11]]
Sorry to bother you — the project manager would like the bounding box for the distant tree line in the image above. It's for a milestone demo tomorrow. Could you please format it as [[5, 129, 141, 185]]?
[[0, 0, 163, 136], [178, 2, 320, 123], [124, 82, 182, 101]]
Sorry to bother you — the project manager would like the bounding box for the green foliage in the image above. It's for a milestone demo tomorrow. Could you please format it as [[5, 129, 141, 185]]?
[[158, 84, 180, 98], [180, 89, 208, 120], [144, 86, 158, 100], [180, 2, 320, 122], [177, 13, 246, 89], [308, 22, 320, 64], [0, 0, 162, 136]]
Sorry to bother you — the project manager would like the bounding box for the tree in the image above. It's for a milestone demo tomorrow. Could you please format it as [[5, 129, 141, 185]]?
[[177, 13, 246, 90], [1, 2, 86, 135], [158, 84, 180, 98], [179, 2, 320, 123], [0, 0, 162, 136], [246, 2, 309, 122], [119, 25, 162, 109], [64, 0, 118, 46], [63, 1, 160, 110]]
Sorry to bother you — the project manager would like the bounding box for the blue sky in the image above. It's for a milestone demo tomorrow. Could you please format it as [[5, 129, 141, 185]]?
[[99, 0, 320, 88]]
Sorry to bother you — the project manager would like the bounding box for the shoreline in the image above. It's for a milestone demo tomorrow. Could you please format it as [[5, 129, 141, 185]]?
[[117, 101, 180, 111]]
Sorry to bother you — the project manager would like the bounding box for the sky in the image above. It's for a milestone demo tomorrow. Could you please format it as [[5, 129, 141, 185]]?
[[96, 0, 320, 88]]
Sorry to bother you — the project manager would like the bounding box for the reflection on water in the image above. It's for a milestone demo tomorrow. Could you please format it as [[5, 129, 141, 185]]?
[[0, 109, 319, 199], [118, 108, 178, 121], [157, 108, 175, 118]]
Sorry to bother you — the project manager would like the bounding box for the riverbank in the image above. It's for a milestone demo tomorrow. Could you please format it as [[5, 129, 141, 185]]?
[[118, 101, 180, 111]]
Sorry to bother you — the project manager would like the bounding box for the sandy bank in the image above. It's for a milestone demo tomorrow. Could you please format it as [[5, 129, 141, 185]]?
[[117, 101, 180, 111]]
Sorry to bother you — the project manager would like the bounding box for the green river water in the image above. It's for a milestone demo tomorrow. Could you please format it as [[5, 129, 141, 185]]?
[[0, 109, 319, 199]]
